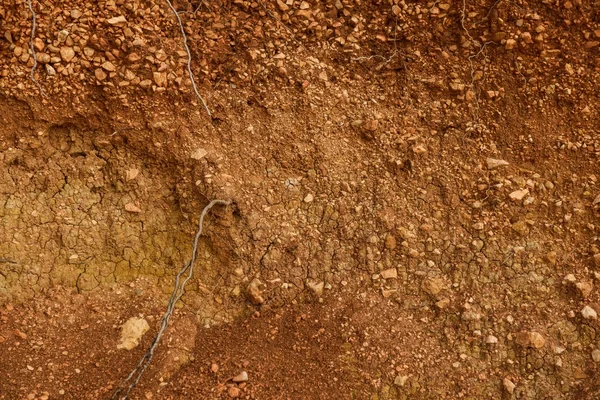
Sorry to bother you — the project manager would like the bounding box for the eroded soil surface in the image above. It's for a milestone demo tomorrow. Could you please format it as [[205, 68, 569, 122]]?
[[1, 0, 600, 399]]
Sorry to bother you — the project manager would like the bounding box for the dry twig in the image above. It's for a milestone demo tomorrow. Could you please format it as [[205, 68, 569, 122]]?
[[26, 0, 46, 96], [110, 199, 231, 400], [165, 0, 211, 117]]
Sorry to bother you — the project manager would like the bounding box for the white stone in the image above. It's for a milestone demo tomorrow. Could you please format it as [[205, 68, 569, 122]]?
[[582, 305, 598, 320], [117, 317, 150, 350]]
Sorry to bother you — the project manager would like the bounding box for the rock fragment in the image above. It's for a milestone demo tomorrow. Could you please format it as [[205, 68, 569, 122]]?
[[486, 158, 509, 169], [581, 305, 597, 320], [117, 317, 150, 350]]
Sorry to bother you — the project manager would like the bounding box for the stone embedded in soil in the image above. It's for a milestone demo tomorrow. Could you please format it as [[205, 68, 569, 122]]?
[[126, 169, 140, 181], [246, 279, 265, 305], [124, 203, 142, 213], [486, 158, 509, 169], [503, 378, 516, 393], [592, 349, 600, 363], [232, 371, 248, 383], [228, 386, 241, 398], [486, 335, 499, 344], [581, 305, 597, 320], [303, 193, 314, 203], [576, 281, 593, 298], [517, 331, 545, 349], [380, 268, 398, 279], [307, 280, 324, 296], [509, 189, 529, 201], [191, 148, 208, 160], [422, 277, 445, 295], [117, 317, 150, 350], [60, 47, 75, 62], [107, 16, 127, 25], [394, 375, 408, 387]]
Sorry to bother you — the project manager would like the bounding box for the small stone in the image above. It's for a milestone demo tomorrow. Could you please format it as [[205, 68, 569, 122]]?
[[546, 251, 557, 265], [211, 363, 219, 373], [592, 349, 600, 363], [394, 375, 408, 387], [503, 378, 516, 394], [304, 193, 314, 203], [57, 30, 69, 42], [117, 317, 149, 350], [581, 305, 597, 320], [71, 10, 82, 19], [46, 64, 55, 78], [593, 194, 600, 206], [486, 158, 509, 169], [126, 169, 140, 181], [435, 298, 450, 309], [246, 279, 265, 305], [529, 331, 546, 349], [307, 280, 324, 296], [385, 234, 396, 249], [36, 53, 51, 64], [33, 38, 45, 51], [380, 268, 398, 280], [232, 371, 248, 383], [505, 39, 517, 50], [60, 47, 75, 62], [594, 254, 600, 267], [576, 281, 593, 298], [276, 0, 289, 11], [422, 277, 445, 296], [191, 148, 208, 160], [127, 52, 141, 62], [139, 79, 153, 89], [95, 69, 107, 81], [102, 61, 116, 72], [14, 329, 27, 340], [124, 203, 142, 213], [486, 335, 499, 344], [509, 189, 529, 201], [83, 47, 95, 57], [228, 386, 240, 398], [107, 16, 128, 25], [153, 72, 167, 87], [364, 120, 378, 131]]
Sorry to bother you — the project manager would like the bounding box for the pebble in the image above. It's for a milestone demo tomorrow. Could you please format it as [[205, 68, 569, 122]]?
[[126, 169, 140, 181], [529, 331, 546, 349], [246, 279, 265, 305], [394, 375, 408, 387], [509, 189, 529, 201], [422, 277, 445, 295], [95, 69, 107, 81], [117, 317, 149, 350], [107, 16, 128, 25], [191, 148, 208, 160], [505, 39, 517, 50], [380, 268, 398, 279], [228, 386, 240, 398], [102, 61, 116, 72], [71, 10, 82, 19], [232, 371, 248, 382], [486, 335, 498, 344], [486, 158, 509, 169], [503, 378, 516, 393], [592, 349, 600, 363], [581, 305, 597, 320], [303, 193, 314, 203], [60, 47, 75, 62], [124, 203, 142, 213], [307, 280, 324, 296]]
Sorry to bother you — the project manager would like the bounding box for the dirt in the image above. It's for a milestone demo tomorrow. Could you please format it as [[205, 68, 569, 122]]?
[[1, 0, 600, 399]]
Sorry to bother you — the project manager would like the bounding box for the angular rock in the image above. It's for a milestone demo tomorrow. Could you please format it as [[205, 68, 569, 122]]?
[[232, 371, 248, 383], [509, 189, 529, 201], [60, 47, 75, 62], [380, 268, 398, 279], [422, 277, 445, 295], [581, 305, 597, 320], [503, 378, 516, 393], [107, 16, 128, 25], [191, 148, 208, 160], [117, 317, 150, 350], [486, 158, 509, 169], [246, 279, 265, 305]]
